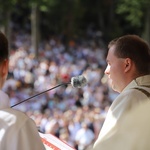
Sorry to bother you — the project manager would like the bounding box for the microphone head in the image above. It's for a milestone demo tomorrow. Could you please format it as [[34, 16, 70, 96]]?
[[71, 75, 87, 88]]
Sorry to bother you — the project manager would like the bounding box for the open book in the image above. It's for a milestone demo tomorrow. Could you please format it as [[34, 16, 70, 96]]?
[[39, 132, 76, 150]]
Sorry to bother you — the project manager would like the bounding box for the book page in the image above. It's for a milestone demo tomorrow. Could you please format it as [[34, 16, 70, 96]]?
[[39, 132, 76, 150]]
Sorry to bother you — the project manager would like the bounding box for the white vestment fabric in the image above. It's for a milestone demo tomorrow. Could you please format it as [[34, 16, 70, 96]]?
[[93, 75, 150, 150], [0, 108, 46, 150], [0, 91, 45, 150]]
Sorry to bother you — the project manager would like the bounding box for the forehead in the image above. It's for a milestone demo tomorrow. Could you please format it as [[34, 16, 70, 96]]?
[[106, 45, 117, 61]]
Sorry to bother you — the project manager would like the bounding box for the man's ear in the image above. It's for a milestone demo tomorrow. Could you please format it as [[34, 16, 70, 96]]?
[[0, 59, 9, 89], [1, 59, 9, 78], [124, 58, 132, 73]]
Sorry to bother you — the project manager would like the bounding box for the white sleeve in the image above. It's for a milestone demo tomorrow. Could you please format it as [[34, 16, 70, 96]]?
[[3, 118, 46, 150]]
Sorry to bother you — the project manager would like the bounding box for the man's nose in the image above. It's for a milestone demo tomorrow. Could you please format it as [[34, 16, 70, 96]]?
[[104, 65, 110, 75]]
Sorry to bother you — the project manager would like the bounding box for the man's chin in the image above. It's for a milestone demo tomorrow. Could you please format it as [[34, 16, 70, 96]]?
[[112, 86, 121, 93], [111, 84, 118, 92], [112, 85, 116, 91]]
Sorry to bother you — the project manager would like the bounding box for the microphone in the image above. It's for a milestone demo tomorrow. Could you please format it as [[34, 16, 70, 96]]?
[[71, 75, 87, 88], [11, 75, 87, 108]]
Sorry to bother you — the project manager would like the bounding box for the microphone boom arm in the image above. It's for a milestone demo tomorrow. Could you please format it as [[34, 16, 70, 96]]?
[[11, 82, 71, 108]]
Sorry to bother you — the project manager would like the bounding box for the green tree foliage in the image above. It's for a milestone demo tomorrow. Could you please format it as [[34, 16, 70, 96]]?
[[117, 0, 143, 27], [0, 0, 17, 26], [37, 0, 87, 38], [116, 0, 150, 42], [0, 0, 149, 43]]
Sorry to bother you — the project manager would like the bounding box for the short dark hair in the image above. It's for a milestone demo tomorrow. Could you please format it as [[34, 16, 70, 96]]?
[[108, 35, 150, 75], [0, 31, 9, 61]]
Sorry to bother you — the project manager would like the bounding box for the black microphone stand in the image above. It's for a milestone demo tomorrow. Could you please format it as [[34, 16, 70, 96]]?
[[11, 82, 70, 108]]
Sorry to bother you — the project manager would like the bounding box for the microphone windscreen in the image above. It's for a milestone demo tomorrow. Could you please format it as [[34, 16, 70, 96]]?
[[71, 75, 87, 88]]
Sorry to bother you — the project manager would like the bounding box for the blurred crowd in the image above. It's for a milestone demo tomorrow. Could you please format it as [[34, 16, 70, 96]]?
[[3, 31, 118, 150]]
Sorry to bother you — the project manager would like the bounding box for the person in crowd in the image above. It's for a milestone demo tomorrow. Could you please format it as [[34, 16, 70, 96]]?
[[93, 34, 150, 149], [75, 121, 95, 150], [0, 31, 45, 150]]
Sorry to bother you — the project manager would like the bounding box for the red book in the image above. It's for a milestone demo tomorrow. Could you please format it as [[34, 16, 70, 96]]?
[[39, 132, 76, 150]]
